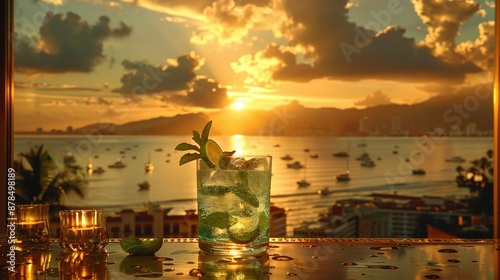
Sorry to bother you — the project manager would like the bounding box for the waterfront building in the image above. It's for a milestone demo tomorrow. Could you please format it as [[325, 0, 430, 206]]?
[[50, 204, 287, 239], [293, 193, 470, 238]]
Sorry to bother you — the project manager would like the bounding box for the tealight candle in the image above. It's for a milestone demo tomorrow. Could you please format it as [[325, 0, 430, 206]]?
[[14, 204, 51, 245], [59, 209, 108, 252]]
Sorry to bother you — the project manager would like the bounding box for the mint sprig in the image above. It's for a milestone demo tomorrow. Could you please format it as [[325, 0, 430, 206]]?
[[174, 121, 212, 166], [174, 121, 235, 167]]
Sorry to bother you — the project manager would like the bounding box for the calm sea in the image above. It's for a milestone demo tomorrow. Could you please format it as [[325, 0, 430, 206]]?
[[14, 134, 493, 235]]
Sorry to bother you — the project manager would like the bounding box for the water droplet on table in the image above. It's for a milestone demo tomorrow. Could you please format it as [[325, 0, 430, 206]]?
[[272, 255, 294, 261], [438, 249, 458, 253]]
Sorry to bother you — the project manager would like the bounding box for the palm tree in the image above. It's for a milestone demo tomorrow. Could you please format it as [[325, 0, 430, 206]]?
[[14, 145, 86, 214], [454, 150, 494, 216]]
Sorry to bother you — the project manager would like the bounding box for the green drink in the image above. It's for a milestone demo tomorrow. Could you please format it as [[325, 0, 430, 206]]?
[[197, 156, 272, 255]]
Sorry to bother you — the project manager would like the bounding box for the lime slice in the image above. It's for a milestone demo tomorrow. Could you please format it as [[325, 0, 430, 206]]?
[[120, 237, 163, 255], [228, 225, 259, 244], [201, 139, 223, 167]]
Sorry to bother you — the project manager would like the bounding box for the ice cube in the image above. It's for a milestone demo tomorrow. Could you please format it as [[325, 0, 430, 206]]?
[[227, 157, 248, 169], [245, 157, 269, 171], [208, 169, 239, 185]]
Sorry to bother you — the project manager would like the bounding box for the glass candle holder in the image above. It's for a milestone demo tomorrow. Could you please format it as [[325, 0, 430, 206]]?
[[58, 250, 108, 279], [13, 204, 51, 245], [59, 209, 108, 252]]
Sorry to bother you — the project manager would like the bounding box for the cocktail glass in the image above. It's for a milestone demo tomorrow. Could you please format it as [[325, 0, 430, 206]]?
[[196, 155, 272, 256]]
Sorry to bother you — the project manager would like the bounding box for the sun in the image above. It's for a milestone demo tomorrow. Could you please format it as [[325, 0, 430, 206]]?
[[231, 100, 246, 110]]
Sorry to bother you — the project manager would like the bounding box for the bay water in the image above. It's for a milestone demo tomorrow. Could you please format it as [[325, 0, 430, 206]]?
[[14, 134, 493, 235]]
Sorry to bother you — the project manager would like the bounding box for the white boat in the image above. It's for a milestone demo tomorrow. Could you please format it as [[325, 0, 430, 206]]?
[[92, 166, 106, 174], [108, 158, 126, 168], [63, 153, 78, 168], [287, 161, 304, 169], [145, 161, 154, 173], [412, 169, 426, 175], [333, 152, 349, 158], [356, 153, 370, 161], [297, 179, 311, 188], [361, 158, 376, 167], [138, 181, 150, 190], [86, 159, 93, 173], [281, 154, 293, 161], [145, 153, 154, 173], [336, 142, 351, 182], [336, 172, 351, 182], [317, 187, 333, 196]]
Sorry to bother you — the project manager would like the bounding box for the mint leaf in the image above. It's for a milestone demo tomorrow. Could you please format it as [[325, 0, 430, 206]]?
[[179, 153, 201, 165], [201, 120, 212, 143], [204, 212, 231, 229], [199, 185, 231, 196], [192, 130, 202, 145], [174, 142, 200, 151], [231, 185, 259, 208]]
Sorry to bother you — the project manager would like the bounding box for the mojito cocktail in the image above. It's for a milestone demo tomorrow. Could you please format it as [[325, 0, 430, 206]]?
[[197, 156, 272, 255]]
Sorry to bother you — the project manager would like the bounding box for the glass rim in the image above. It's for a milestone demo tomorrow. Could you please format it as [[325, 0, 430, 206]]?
[[196, 154, 272, 159], [59, 209, 106, 214], [17, 203, 49, 208]]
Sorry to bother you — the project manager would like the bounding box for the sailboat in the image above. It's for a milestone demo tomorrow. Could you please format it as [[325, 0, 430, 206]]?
[[145, 153, 154, 173], [336, 142, 351, 182], [86, 158, 93, 174], [297, 153, 311, 187]]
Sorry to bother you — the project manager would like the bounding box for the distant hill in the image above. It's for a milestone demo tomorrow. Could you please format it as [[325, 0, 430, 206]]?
[[74, 91, 493, 136]]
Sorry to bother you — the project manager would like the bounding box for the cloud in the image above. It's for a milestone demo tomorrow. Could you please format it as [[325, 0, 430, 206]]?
[[166, 77, 230, 108], [83, 97, 114, 106], [41, 99, 77, 107], [456, 21, 495, 72], [14, 81, 101, 91], [113, 53, 201, 95], [412, 0, 481, 63], [15, 12, 132, 74], [484, 1, 495, 9], [190, 0, 276, 45], [232, 0, 481, 86], [127, 0, 276, 45], [354, 90, 392, 107], [113, 53, 230, 108]]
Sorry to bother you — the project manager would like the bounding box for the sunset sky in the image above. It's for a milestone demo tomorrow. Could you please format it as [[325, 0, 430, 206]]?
[[13, 0, 495, 131]]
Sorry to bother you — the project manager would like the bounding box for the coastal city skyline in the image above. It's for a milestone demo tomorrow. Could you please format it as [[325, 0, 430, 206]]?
[[13, 0, 495, 132]]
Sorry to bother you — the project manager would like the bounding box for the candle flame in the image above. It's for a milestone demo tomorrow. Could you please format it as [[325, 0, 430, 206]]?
[[81, 215, 87, 227]]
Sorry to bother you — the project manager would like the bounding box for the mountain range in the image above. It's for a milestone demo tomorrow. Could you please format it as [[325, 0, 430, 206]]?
[[75, 90, 494, 136]]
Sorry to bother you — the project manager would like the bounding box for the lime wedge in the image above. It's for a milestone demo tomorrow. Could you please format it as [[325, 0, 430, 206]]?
[[120, 237, 163, 255], [228, 225, 259, 244], [201, 139, 223, 167]]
